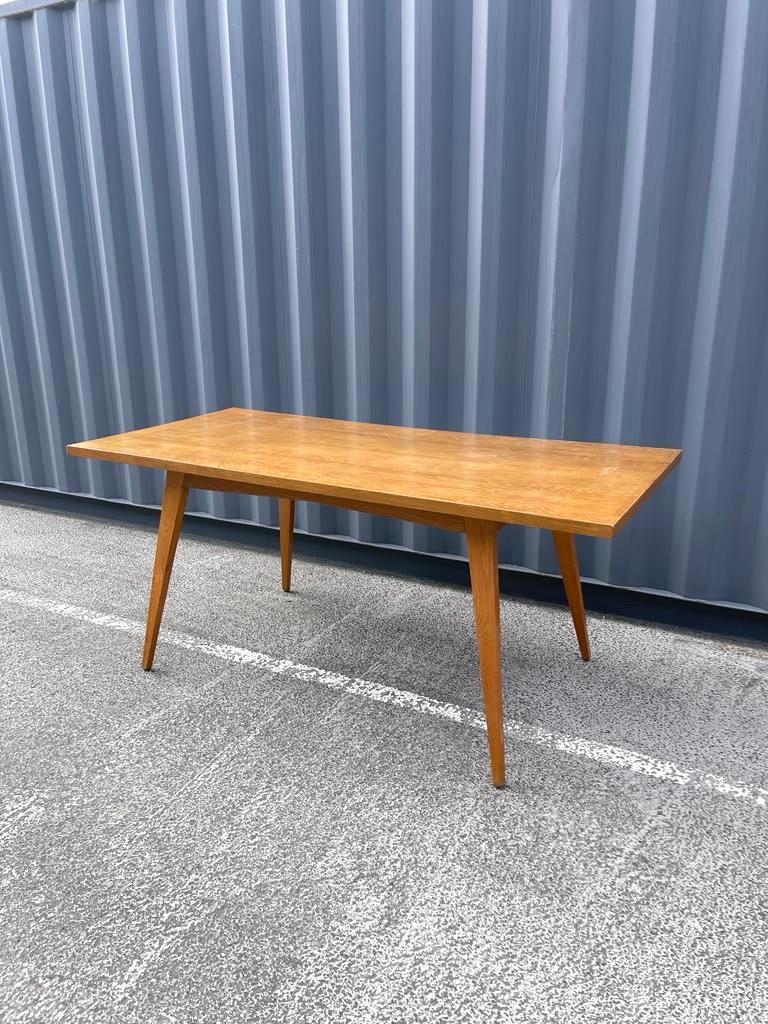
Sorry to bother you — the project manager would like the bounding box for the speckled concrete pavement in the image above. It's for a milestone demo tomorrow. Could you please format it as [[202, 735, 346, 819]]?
[[0, 502, 766, 1024]]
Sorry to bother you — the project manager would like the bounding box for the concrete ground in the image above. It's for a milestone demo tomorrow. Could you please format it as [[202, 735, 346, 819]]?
[[0, 501, 766, 1024]]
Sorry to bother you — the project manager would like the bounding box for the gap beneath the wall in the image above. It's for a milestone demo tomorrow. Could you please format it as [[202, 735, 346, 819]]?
[[1, 481, 765, 646]]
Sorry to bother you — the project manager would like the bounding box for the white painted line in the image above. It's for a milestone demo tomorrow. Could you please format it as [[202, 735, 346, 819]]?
[[1, 586, 765, 810]]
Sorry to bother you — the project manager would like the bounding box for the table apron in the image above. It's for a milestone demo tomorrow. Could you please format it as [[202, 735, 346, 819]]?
[[182, 473, 472, 533]]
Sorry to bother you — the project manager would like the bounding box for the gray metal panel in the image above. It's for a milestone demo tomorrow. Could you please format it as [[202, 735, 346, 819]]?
[[0, 0, 766, 610]]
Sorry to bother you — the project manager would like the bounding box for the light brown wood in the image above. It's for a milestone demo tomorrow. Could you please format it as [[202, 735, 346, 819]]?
[[142, 471, 188, 671], [465, 519, 505, 788], [552, 530, 591, 662], [67, 407, 682, 786], [68, 407, 681, 537], [279, 498, 295, 592], [183, 474, 465, 531]]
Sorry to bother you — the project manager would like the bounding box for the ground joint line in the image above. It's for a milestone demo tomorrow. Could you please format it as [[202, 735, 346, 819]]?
[[1, 586, 765, 810]]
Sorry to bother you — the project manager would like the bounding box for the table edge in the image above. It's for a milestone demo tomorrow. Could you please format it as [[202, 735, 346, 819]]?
[[67, 441, 682, 538]]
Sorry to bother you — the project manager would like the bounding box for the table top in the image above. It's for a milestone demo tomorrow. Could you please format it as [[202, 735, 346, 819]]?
[[67, 408, 681, 536]]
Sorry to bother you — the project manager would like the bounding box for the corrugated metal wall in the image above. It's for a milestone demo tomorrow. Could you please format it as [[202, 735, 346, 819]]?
[[0, 0, 767, 611]]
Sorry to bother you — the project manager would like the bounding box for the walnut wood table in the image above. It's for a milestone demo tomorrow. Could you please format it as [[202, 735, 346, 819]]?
[[68, 408, 681, 787]]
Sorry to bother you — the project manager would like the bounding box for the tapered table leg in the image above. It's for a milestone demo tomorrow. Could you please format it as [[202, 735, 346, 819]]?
[[466, 519, 505, 787], [279, 498, 295, 592], [552, 530, 591, 661], [142, 471, 189, 670]]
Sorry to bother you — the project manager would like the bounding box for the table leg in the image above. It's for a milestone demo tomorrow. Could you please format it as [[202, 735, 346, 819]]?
[[552, 530, 591, 661], [279, 498, 295, 592], [142, 471, 189, 670], [465, 519, 505, 788]]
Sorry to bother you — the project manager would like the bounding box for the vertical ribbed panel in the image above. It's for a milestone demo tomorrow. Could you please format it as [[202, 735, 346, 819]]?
[[1, 0, 767, 610]]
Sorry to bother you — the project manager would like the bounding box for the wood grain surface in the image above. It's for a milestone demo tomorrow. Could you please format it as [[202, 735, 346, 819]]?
[[68, 407, 681, 536]]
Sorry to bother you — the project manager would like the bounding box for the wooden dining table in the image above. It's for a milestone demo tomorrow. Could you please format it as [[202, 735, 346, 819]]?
[[68, 407, 681, 787]]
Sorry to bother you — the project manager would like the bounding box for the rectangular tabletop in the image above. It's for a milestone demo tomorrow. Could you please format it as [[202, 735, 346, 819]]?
[[67, 407, 681, 536]]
